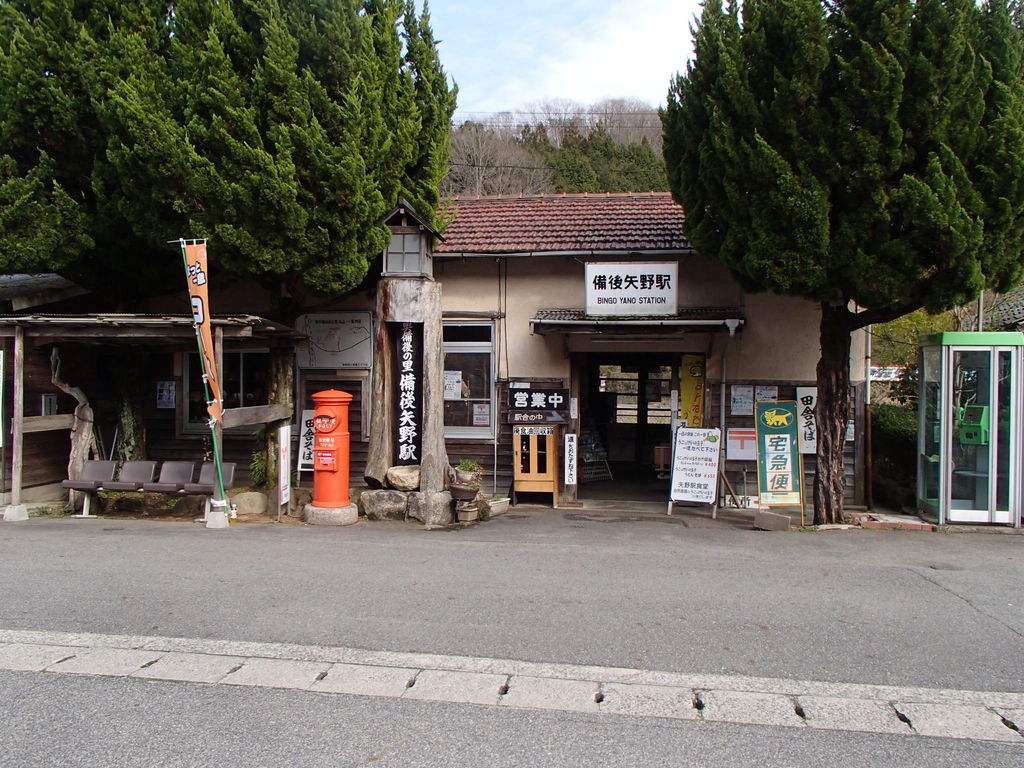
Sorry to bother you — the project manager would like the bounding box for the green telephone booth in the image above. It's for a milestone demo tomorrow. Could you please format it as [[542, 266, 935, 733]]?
[[917, 332, 1024, 527]]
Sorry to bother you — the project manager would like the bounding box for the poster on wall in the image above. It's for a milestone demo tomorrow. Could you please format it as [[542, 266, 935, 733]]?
[[679, 354, 705, 427], [295, 312, 372, 369], [472, 403, 490, 426], [755, 401, 803, 508], [755, 385, 779, 403], [669, 427, 722, 505], [731, 385, 754, 416], [796, 387, 817, 454], [443, 370, 462, 400], [156, 381, 176, 409]]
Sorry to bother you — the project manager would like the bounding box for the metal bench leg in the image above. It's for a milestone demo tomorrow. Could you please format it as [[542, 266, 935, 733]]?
[[71, 492, 98, 519]]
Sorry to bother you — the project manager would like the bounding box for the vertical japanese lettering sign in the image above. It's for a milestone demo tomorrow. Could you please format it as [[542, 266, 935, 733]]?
[[182, 240, 223, 423], [755, 401, 803, 507], [392, 322, 422, 465]]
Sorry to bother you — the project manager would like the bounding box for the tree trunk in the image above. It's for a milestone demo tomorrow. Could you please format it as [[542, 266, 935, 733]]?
[[51, 347, 98, 511], [113, 352, 147, 462], [264, 346, 294, 496], [813, 303, 852, 525]]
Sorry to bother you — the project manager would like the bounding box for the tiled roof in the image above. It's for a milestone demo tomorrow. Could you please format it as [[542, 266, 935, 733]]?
[[435, 192, 690, 255], [986, 289, 1024, 329]]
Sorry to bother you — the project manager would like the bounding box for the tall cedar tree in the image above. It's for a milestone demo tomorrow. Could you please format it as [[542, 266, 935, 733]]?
[[0, 0, 455, 311], [663, 0, 1024, 523]]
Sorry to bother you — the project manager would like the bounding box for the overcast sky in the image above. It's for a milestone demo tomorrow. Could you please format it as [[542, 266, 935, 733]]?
[[426, 1, 705, 119]]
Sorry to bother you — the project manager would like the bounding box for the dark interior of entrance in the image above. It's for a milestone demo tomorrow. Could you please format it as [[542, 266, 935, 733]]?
[[578, 354, 677, 501]]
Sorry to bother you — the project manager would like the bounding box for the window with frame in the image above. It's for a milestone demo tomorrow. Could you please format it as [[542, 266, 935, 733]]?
[[184, 350, 269, 431], [443, 322, 494, 438]]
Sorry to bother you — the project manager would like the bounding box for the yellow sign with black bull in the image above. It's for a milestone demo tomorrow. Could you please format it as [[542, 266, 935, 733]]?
[[755, 400, 803, 508]]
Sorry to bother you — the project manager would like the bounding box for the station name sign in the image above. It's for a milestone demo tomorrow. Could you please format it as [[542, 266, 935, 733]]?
[[585, 262, 678, 316]]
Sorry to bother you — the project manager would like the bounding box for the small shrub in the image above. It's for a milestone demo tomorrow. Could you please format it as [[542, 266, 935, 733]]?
[[871, 403, 917, 510]]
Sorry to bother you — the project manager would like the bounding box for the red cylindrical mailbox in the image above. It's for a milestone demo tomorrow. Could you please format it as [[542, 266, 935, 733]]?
[[311, 389, 353, 508]]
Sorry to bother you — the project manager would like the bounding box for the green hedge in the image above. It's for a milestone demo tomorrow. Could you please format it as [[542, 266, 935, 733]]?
[[871, 403, 917, 510]]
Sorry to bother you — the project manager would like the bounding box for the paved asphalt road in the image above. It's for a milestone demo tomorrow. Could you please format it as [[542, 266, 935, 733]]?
[[2, 508, 1022, 764]]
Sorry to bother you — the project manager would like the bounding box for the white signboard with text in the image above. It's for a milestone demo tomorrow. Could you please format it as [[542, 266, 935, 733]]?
[[278, 424, 291, 506], [585, 262, 678, 316], [669, 427, 722, 504], [297, 409, 315, 473], [295, 312, 372, 369], [796, 387, 817, 454], [564, 433, 578, 485]]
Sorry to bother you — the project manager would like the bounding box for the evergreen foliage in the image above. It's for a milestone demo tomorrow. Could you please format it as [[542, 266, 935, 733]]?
[[0, 0, 456, 307], [663, 0, 1024, 522]]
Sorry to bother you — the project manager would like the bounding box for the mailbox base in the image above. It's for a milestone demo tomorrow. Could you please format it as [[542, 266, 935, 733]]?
[[304, 502, 358, 526]]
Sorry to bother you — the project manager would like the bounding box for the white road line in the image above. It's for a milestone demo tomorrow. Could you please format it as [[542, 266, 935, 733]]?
[[0, 628, 1022, 743]]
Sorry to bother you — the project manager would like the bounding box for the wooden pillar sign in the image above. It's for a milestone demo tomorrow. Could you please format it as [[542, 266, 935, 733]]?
[[392, 322, 422, 465]]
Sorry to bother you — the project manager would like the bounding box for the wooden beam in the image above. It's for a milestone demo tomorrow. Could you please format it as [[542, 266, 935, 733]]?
[[221, 403, 293, 429], [22, 414, 75, 433], [10, 326, 24, 506]]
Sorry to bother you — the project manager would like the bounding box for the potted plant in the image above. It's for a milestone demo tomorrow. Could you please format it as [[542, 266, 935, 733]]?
[[453, 459, 483, 485]]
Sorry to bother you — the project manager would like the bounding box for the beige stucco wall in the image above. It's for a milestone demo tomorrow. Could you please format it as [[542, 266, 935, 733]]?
[[435, 255, 866, 384]]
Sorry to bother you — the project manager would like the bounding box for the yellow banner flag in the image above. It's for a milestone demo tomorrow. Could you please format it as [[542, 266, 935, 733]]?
[[680, 354, 705, 427], [183, 241, 223, 424]]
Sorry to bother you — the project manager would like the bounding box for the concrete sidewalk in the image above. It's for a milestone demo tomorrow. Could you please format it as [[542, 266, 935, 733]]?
[[2, 627, 1022, 743]]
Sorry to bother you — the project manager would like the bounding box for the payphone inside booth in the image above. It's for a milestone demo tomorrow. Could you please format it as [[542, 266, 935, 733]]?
[[917, 332, 1024, 527]]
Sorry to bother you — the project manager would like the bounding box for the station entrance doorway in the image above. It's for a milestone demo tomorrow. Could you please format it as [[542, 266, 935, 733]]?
[[575, 353, 691, 502]]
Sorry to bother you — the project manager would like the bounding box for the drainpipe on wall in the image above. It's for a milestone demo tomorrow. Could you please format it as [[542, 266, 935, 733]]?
[[715, 319, 741, 519], [865, 324, 873, 510]]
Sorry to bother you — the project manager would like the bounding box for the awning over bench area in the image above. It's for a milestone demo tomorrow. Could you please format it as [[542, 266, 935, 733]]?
[[0, 314, 301, 516], [529, 307, 745, 336]]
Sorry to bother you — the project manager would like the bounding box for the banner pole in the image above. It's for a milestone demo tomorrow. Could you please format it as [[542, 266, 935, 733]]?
[[178, 239, 228, 524]]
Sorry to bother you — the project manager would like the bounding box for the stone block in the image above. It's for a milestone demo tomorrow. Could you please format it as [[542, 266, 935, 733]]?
[[2, 505, 29, 522], [359, 489, 408, 520], [288, 487, 312, 517], [386, 465, 420, 491], [170, 495, 207, 517], [753, 510, 792, 531], [406, 491, 453, 527], [304, 503, 358, 526], [232, 491, 268, 517]]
